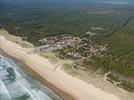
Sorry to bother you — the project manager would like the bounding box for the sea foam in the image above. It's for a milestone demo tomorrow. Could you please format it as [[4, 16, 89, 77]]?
[[0, 54, 61, 100]]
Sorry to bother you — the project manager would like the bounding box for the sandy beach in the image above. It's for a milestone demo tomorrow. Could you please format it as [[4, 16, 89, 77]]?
[[0, 29, 132, 100]]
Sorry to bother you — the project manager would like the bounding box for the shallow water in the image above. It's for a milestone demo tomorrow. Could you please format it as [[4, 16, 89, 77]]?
[[0, 54, 62, 100]]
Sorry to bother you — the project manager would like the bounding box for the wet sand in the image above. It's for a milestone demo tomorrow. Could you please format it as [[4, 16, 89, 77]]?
[[0, 49, 74, 100]]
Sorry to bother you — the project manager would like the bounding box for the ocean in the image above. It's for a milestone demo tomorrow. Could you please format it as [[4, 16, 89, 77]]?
[[0, 54, 62, 100]]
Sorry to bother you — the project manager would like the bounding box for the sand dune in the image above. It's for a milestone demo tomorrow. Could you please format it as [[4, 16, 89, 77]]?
[[0, 29, 127, 100]]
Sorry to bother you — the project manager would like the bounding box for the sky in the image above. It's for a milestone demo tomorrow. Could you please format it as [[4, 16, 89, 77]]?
[[1, 0, 134, 4]]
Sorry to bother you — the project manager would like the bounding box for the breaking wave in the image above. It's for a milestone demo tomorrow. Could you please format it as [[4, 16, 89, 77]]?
[[0, 54, 61, 100]]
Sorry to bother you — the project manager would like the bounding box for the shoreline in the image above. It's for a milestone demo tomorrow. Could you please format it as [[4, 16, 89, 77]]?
[[0, 49, 75, 100], [0, 29, 126, 100]]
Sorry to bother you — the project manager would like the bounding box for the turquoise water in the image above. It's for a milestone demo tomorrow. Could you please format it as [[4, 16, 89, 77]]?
[[0, 54, 62, 100]]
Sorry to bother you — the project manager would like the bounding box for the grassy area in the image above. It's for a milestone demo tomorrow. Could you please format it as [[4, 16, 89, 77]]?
[[107, 74, 134, 92], [62, 63, 77, 76]]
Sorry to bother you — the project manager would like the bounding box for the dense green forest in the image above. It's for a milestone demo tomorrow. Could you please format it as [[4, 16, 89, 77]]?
[[1, 3, 133, 44], [0, 1, 134, 91]]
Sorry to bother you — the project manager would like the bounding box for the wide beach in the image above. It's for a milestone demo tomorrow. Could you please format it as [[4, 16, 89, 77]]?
[[0, 29, 133, 100]]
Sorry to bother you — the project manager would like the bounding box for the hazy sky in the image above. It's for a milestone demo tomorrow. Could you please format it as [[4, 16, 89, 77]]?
[[1, 0, 134, 4]]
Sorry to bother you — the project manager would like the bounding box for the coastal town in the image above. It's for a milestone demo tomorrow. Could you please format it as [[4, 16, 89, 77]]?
[[1, 0, 134, 100], [38, 31, 108, 59]]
